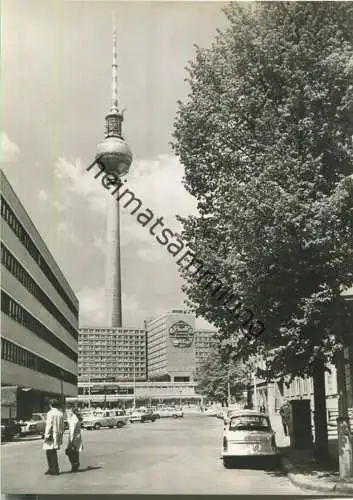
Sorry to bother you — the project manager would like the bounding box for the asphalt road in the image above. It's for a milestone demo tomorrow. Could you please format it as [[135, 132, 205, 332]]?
[[2, 414, 316, 494]]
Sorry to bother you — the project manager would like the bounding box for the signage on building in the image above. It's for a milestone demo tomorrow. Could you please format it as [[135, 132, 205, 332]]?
[[169, 321, 194, 348]]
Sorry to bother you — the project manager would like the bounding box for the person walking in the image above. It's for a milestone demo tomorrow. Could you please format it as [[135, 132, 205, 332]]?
[[65, 405, 83, 472], [279, 400, 291, 437], [43, 399, 65, 475]]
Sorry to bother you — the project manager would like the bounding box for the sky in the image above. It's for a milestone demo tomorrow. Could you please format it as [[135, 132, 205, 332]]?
[[1, 0, 229, 329]]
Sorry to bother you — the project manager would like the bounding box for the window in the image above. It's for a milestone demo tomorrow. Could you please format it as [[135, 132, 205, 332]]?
[[1, 290, 77, 362], [1, 196, 78, 318], [1, 244, 78, 340]]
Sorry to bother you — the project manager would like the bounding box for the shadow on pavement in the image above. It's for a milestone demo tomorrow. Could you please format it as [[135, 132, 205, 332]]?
[[1, 436, 43, 444], [222, 457, 285, 476], [59, 466, 103, 475], [279, 445, 339, 477]]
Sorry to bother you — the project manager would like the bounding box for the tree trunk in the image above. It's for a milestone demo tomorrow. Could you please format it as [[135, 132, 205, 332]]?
[[313, 359, 330, 463]]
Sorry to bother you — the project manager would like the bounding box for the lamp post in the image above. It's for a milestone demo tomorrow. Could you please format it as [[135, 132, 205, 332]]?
[[133, 348, 136, 408], [253, 372, 258, 410], [88, 375, 91, 410]]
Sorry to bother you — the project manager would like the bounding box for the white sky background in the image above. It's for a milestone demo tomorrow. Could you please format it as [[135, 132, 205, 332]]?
[[1, 0, 228, 329]]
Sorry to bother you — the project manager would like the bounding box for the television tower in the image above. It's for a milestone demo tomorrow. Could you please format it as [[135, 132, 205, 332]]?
[[96, 21, 132, 327]]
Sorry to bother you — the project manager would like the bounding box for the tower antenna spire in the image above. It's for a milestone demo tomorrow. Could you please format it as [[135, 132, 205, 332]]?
[[111, 16, 119, 113], [103, 16, 124, 138]]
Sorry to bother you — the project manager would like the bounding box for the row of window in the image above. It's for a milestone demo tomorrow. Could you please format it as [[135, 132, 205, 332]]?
[[1, 337, 77, 385], [81, 331, 145, 337], [1, 244, 78, 340], [1, 290, 77, 363], [1, 196, 78, 318]]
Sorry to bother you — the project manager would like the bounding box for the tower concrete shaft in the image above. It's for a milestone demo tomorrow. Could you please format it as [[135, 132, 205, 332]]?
[[105, 196, 122, 327]]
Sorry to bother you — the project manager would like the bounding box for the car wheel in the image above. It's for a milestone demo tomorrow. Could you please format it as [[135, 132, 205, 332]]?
[[223, 458, 233, 469], [117, 422, 123, 428], [94, 423, 101, 430]]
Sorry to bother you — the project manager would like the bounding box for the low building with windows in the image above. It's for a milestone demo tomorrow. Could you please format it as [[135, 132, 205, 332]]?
[[68, 380, 203, 408], [1, 170, 79, 418], [78, 326, 147, 381]]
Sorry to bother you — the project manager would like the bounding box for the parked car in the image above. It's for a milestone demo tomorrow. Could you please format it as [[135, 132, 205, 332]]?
[[141, 408, 158, 423], [172, 407, 184, 418], [19, 413, 46, 437], [156, 407, 176, 418], [130, 408, 157, 423], [129, 408, 145, 423], [114, 409, 130, 427], [204, 407, 218, 417], [221, 410, 279, 468], [81, 410, 125, 430], [1, 419, 21, 442]]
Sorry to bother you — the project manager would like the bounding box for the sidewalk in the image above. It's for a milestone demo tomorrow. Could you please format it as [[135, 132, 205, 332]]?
[[270, 412, 353, 494]]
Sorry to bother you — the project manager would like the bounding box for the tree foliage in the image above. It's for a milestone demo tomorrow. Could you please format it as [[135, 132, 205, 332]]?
[[196, 348, 250, 404], [172, 1, 353, 380]]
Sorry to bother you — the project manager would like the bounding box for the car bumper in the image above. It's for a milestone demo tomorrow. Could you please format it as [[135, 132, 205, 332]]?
[[20, 428, 37, 435], [222, 444, 278, 457], [222, 450, 278, 457]]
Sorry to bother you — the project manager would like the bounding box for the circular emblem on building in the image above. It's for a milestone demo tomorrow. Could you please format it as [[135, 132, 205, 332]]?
[[169, 321, 194, 348]]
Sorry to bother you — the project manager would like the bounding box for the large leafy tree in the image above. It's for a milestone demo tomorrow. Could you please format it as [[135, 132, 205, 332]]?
[[172, 2, 353, 460], [196, 349, 250, 405]]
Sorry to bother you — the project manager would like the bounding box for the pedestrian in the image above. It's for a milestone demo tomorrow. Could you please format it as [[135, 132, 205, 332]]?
[[279, 400, 291, 437], [65, 405, 83, 472], [43, 399, 65, 475]]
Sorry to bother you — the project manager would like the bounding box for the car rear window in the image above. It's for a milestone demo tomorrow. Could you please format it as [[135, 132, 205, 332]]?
[[229, 415, 269, 431]]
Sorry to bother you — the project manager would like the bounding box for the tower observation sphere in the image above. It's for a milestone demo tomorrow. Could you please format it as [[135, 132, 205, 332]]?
[[96, 22, 132, 178], [96, 133, 132, 177]]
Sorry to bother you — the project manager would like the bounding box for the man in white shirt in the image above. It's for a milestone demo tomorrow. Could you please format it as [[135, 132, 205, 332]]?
[[43, 399, 65, 475]]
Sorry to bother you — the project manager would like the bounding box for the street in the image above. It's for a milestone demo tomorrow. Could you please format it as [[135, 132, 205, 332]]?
[[3, 414, 317, 495]]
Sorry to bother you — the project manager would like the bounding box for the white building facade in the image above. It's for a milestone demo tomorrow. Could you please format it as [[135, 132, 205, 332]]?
[[1, 170, 79, 417]]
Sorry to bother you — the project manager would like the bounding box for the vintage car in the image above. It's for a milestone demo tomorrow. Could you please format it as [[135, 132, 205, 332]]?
[[172, 407, 184, 418], [221, 410, 279, 468], [19, 413, 46, 436], [130, 408, 157, 423], [156, 407, 178, 418], [81, 409, 128, 430], [223, 408, 244, 425], [1, 419, 21, 442], [204, 407, 218, 417]]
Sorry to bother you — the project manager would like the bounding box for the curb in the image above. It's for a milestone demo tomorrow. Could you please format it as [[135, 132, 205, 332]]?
[[281, 456, 353, 494]]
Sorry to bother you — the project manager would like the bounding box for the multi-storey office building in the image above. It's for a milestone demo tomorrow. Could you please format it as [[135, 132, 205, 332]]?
[[78, 327, 147, 381], [146, 309, 218, 382], [146, 309, 196, 382], [1, 170, 79, 418], [194, 329, 218, 377]]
